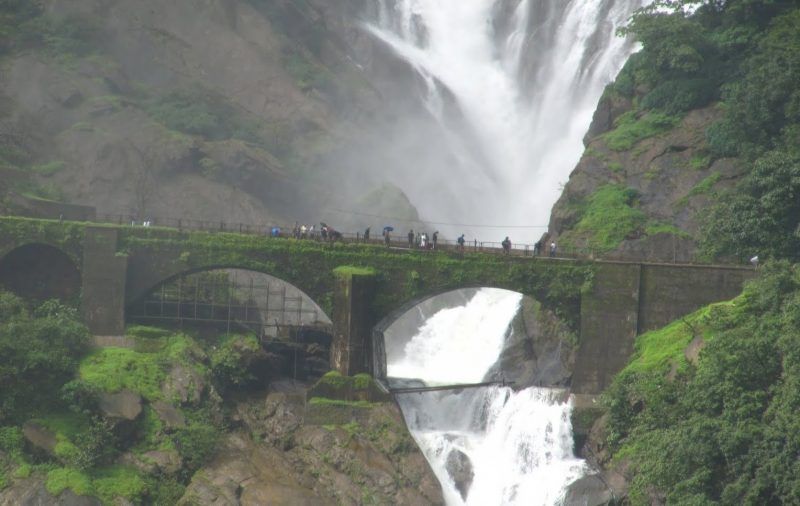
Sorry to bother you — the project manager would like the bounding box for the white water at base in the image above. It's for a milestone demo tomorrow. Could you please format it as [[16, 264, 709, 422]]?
[[389, 289, 523, 384], [388, 288, 586, 505], [365, 0, 647, 241]]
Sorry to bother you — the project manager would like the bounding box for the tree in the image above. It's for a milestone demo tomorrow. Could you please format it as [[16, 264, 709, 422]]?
[[702, 151, 800, 260], [0, 294, 89, 422]]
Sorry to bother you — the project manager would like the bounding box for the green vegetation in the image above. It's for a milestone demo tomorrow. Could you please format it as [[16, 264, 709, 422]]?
[[282, 49, 332, 92], [30, 160, 65, 176], [209, 333, 262, 392], [46, 467, 93, 497], [79, 348, 166, 401], [559, 185, 647, 253], [603, 262, 800, 503], [144, 87, 261, 143], [702, 151, 800, 260], [602, 111, 680, 151], [0, 297, 230, 503], [333, 265, 377, 277], [687, 171, 722, 198], [617, 1, 800, 263], [46, 466, 147, 504], [0, 294, 89, 423]]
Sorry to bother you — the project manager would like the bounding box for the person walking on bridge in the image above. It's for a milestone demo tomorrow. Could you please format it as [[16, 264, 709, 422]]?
[[502, 236, 511, 255], [432, 231, 439, 250], [549, 241, 557, 257], [457, 234, 465, 252], [408, 229, 415, 249]]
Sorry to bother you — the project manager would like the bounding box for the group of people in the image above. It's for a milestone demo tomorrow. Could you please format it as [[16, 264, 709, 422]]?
[[278, 221, 561, 257], [286, 222, 342, 242], [406, 229, 439, 250]]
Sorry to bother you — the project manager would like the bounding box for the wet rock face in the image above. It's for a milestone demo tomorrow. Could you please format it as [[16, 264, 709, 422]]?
[[0, 478, 101, 506], [487, 296, 576, 389], [562, 474, 615, 506], [180, 388, 444, 506], [549, 103, 745, 262], [445, 449, 474, 501]]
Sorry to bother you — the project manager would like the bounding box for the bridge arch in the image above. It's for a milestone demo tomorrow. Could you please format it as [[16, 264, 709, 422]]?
[[0, 243, 81, 303], [373, 286, 530, 383], [126, 265, 333, 333]]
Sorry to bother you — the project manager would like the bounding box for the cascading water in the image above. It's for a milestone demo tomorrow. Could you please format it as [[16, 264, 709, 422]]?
[[364, 0, 647, 241], [386, 288, 585, 505]]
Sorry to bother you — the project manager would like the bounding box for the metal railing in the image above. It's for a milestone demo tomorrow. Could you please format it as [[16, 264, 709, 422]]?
[[80, 212, 737, 266]]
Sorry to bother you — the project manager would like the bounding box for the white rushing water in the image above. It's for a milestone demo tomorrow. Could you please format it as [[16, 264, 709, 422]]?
[[387, 288, 586, 505], [365, 0, 647, 241]]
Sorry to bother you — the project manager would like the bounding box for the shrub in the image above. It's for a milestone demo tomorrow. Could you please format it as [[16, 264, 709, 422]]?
[[641, 78, 717, 114], [145, 88, 261, 143], [210, 334, 261, 391], [0, 295, 90, 422], [603, 111, 681, 151], [173, 422, 220, 473], [46, 467, 93, 497], [559, 185, 647, 253], [92, 466, 147, 504], [78, 348, 166, 401]]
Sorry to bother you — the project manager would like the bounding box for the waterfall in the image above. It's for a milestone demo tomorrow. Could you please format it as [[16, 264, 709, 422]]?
[[364, 0, 647, 241], [386, 288, 585, 505]]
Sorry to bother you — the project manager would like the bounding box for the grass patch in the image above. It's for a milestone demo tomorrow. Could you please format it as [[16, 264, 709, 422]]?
[[608, 161, 624, 173], [79, 348, 165, 401], [92, 466, 146, 504], [30, 160, 64, 176], [46, 467, 93, 497], [561, 185, 647, 253], [687, 172, 721, 197], [333, 266, 377, 277], [126, 325, 171, 340], [603, 111, 681, 151], [690, 154, 711, 170], [34, 412, 90, 441], [621, 304, 724, 375]]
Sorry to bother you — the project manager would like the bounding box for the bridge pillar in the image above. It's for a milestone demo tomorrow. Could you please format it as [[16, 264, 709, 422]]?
[[81, 227, 127, 336], [572, 263, 642, 395], [330, 267, 376, 376]]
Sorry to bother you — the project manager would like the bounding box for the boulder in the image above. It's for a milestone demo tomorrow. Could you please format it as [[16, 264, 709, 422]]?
[[152, 400, 186, 428], [445, 449, 474, 501], [0, 477, 101, 506], [562, 474, 615, 506], [162, 364, 207, 405], [21, 422, 57, 454], [97, 390, 142, 421]]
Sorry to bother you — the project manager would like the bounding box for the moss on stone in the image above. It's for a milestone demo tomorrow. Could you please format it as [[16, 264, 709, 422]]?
[[46, 467, 93, 497], [92, 466, 147, 504], [79, 348, 165, 401], [333, 265, 377, 277], [603, 111, 681, 151]]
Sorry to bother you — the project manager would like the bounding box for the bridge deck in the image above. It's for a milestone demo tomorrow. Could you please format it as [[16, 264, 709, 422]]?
[[380, 380, 514, 395]]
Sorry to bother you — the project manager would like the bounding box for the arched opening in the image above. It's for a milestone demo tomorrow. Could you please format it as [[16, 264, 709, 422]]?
[[127, 268, 333, 380], [0, 244, 81, 304], [373, 287, 585, 504]]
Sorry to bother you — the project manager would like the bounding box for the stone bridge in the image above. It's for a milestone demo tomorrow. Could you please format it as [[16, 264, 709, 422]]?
[[0, 217, 755, 394]]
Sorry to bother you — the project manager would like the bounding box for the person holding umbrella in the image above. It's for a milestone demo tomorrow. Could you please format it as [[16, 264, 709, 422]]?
[[383, 226, 393, 247]]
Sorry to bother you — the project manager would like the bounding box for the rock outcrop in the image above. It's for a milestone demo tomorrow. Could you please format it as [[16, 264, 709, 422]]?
[[181, 388, 444, 506], [548, 99, 744, 262], [445, 449, 474, 501]]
